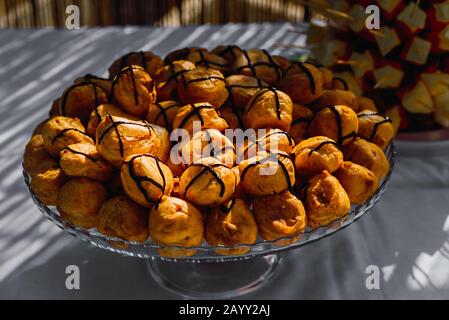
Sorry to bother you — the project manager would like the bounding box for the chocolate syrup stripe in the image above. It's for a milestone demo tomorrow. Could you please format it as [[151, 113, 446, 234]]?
[[245, 87, 282, 120], [307, 140, 339, 157], [153, 102, 180, 130], [177, 104, 216, 129], [127, 154, 166, 205], [239, 50, 281, 86], [111, 66, 143, 106], [158, 67, 191, 91], [60, 146, 99, 162], [219, 197, 237, 213], [181, 74, 226, 88], [333, 77, 349, 90], [289, 62, 316, 95], [357, 113, 393, 142], [51, 128, 91, 144], [184, 163, 229, 197], [60, 81, 104, 117], [240, 153, 293, 189], [98, 115, 155, 157], [327, 105, 356, 145]]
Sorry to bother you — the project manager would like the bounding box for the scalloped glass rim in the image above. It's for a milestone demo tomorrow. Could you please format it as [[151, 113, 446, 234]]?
[[23, 144, 395, 262]]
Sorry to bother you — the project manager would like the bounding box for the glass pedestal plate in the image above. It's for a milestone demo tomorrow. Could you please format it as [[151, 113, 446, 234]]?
[[24, 145, 395, 299]]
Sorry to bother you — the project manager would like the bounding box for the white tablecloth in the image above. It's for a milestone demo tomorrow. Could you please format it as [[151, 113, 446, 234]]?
[[1, 23, 449, 299]]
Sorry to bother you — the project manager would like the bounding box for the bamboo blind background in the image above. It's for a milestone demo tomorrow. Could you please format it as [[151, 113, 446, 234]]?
[[0, 0, 308, 28]]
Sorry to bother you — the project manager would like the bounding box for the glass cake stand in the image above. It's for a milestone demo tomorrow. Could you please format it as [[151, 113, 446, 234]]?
[[23, 144, 395, 299]]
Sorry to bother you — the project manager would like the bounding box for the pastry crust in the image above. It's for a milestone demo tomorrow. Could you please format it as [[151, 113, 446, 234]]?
[[357, 110, 394, 150], [172, 102, 228, 133], [308, 105, 359, 146], [310, 89, 359, 112], [334, 161, 379, 204], [342, 137, 390, 180], [233, 49, 283, 85], [303, 171, 350, 229], [252, 190, 307, 241], [149, 196, 204, 257], [30, 167, 66, 206], [74, 74, 112, 97], [59, 143, 114, 181], [108, 51, 164, 79], [96, 115, 170, 166], [178, 67, 228, 108], [186, 49, 231, 74], [97, 195, 149, 242], [356, 96, 378, 112], [57, 177, 107, 228], [211, 45, 243, 66], [206, 198, 257, 255], [23, 134, 58, 175], [226, 74, 268, 109], [238, 151, 295, 197], [41, 116, 94, 157], [179, 157, 236, 206], [279, 62, 324, 104], [146, 100, 181, 131], [59, 82, 108, 124], [121, 154, 174, 208], [112, 65, 156, 117], [289, 104, 313, 144], [243, 88, 293, 131], [86, 103, 138, 137], [219, 104, 243, 129], [154, 60, 196, 100], [293, 136, 343, 181], [164, 47, 207, 64]]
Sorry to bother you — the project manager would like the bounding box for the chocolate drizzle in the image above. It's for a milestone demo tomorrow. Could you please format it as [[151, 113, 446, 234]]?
[[126, 154, 166, 205], [159, 63, 191, 91], [111, 66, 143, 106], [290, 62, 316, 95], [333, 77, 349, 90], [153, 102, 179, 130], [327, 106, 356, 145], [60, 81, 104, 117], [308, 140, 339, 157], [52, 128, 90, 144], [98, 115, 155, 157], [177, 104, 216, 129], [184, 163, 229, 197], [240, 152, 293, 190], [245, 87, 282, 120], [219, 198, 237, 213], [358, 112, 392, 142], [237, 50, 282, 87]]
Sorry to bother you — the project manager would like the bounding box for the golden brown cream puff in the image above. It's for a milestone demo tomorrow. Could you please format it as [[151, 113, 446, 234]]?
[[308, 105, 359, 145], [342, 137, 390, 180], [59, 143, 114, 181], [108, 51, 164, 79], [252, 190, 307, 241], [23, 134, 58, 175], [149, 196, 204, 257], [211, 45, 243, 66], [59, 82, 108, 124], [302, 170, 350, 229], [153, 60, 196, 101], [219, 104, 243, 129], [74, 74, 112, 97], [279, 62, 324, 104], [292, 136, 343, 181], [57, 177, 107, 228], [41, 116, 94, 158], [112, 65, 156, 117], [238, 151, 295, 197], [206, 198, 257, 255], [96, 115, 170, 166], [233, 49, 283, 85], [357, 110, 394, 150], [178, 67, 228, 108], [186, 49, 231, 74], [97, 195, 149, 242], [120, 154, 174, 208], [179, 157, 236, 206], [146, 100, 181, 131], [334, 161, 379, 204], [164, 47, 207, 64], [86, 103, 138, 137], [226, 74, 268, 110], [289, 104, 313, 144], [243, 88, 293, 131], [172, 102, 228, 133], [356, 96, 377, 112], [30, 167, 66, 206]]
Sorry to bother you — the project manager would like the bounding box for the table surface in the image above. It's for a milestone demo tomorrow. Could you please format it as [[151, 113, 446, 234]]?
[[1, 23, 449, 300]]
